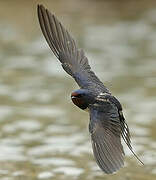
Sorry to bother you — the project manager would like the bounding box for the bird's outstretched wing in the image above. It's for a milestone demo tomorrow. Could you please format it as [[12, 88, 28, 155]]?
[[37, 5, 109, 93], [89, 101, 124, 174], [89, 95, 144, 173]]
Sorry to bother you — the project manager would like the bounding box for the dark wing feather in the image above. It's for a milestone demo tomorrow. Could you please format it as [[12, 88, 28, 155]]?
[[90, 95, 144, 174], [101, 94, 144, 165], [89, 102, 124, 174], [119, 111, 144, 165], [37, 4, 109, 93]]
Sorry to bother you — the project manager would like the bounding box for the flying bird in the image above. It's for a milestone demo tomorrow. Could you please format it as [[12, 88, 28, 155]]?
[[37, 5, 144, 174]]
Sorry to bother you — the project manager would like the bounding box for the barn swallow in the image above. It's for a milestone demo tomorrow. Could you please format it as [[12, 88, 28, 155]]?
[[37, 5, 144, 174]]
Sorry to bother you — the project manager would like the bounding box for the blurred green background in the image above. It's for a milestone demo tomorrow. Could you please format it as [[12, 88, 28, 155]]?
[[0, 0, 156, 179]]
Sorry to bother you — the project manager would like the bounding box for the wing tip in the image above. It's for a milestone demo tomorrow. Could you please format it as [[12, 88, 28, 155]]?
[[37, 4, 55, 17], [37, 4, 44, 13], [37, 4, 46, 22], [92, 141, 124, 174]]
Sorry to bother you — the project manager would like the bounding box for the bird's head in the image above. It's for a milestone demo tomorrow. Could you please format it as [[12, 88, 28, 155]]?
[[71, 89, 95, 111]]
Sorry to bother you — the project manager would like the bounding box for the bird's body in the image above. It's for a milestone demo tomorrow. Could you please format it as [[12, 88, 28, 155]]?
[[37, 5, 143, 174]]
